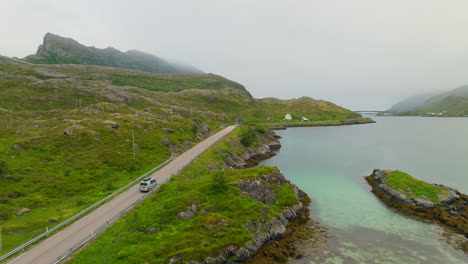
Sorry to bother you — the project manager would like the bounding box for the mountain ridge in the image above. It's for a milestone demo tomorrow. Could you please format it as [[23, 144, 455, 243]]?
[[24, 33, 203, 74], [387, 86, 468, 116]]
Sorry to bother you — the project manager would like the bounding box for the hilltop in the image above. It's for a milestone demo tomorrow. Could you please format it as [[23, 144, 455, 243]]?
[[24, 33, 202, 74], [387, 86, 468, 116]]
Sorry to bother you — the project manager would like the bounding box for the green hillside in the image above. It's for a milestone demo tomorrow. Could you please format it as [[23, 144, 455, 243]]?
[[0, 54, 361, 255], [24, 33, 202, 74], [391, 86, 468, 116]]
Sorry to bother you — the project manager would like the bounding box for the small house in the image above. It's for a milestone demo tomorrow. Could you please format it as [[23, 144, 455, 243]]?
[[300, 116, 309, 122], [284, 114, 292, 121]]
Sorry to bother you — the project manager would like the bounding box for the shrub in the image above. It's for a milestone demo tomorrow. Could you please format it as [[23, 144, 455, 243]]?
[[211, 171, 228, 193], [254, 125, 266, 134], [240, 128, 257, 147], [0, 160, 7, 175], [0, 205, 11, 220]]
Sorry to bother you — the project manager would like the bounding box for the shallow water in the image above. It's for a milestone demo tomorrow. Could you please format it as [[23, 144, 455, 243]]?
[[261, 116, 468, 263]]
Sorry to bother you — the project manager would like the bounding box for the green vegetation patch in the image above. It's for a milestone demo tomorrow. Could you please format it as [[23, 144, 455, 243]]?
[[275, 184, 299, 208], [385, 171, 448, 203], [109, 73, 251, 96]]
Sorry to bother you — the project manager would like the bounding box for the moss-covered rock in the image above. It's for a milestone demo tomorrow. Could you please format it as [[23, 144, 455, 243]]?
[[365, 169, 467, 253]]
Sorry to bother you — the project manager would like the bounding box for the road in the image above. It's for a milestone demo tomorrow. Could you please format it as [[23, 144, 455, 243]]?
[[7, 125, 237, 264]]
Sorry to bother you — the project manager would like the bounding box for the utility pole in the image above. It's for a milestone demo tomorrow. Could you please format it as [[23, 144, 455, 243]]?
[[132, 130, 135, 160]]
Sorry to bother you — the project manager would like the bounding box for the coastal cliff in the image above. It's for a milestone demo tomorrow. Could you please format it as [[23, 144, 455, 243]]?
[[365, 169, 467, 252]]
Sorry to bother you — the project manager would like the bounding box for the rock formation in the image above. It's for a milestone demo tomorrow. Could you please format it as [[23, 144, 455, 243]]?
[[365, 169, 467, 252]]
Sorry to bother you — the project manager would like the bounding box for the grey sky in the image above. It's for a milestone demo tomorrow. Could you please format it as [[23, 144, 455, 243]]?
[[2, 0, 468, 110]]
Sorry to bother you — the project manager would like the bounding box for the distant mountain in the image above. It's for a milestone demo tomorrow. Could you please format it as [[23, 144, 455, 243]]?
[[25, 33, 202, 74], [386, 92, 439, 112], [389, 86, 468, 116]]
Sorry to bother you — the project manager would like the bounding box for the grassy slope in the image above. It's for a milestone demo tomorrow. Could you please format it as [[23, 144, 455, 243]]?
[[0, 58, 226, 253], [0, 105, 222, 252], [69, 127, 298, 264], [151, 91, 358, 123], [395, 86, 468, 116], [385, 171, 447, 203]]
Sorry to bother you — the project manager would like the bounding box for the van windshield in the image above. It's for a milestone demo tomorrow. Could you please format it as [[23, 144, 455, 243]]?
[[140, 183, 148, 186]]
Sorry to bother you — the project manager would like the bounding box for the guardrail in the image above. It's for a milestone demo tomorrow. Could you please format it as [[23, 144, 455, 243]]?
[[49, 188, 154, 264], [0, 155, 174, 262]]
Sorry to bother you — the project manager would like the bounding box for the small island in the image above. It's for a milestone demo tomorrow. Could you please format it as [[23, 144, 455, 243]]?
[[365, 169, 467, 253]]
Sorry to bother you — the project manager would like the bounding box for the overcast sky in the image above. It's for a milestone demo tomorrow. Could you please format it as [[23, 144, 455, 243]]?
[[2, 0, 468, 110]]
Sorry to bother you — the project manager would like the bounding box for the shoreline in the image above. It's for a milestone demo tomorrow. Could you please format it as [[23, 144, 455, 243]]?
[[263, 118, 375, 130], [234, 130, 330, 263]]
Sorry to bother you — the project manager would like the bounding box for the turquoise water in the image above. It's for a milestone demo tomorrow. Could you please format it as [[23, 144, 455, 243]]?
[[261, 116, 468, 263]]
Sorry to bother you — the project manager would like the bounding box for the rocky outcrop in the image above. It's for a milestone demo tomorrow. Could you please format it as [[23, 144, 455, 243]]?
[[177, 204, 198, 220], [16, 208, 31, 215], [161, 137, 170, 146], [176, 172, 309, 264], [162, 127, 175, 133], [193, 120, 212, 141], [233, 172, 289, 205], [63, 124, 84, 136], [25, 33, 203, 74], [225, 131, 281, 169], [365, 169, 467, 252]]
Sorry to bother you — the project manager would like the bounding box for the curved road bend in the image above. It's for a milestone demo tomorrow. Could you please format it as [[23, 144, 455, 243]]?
[[7, 125, 237, 264]]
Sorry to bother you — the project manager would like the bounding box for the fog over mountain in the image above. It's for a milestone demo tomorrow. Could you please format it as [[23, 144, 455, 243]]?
[[3, 0, 468, 110]]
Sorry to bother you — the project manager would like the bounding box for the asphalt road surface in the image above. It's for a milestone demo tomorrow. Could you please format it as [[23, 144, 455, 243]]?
[[7, 125, 237, 264]]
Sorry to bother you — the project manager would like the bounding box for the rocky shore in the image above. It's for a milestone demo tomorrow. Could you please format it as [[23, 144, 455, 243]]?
[[185, 173, 327, 264], [224, 130, 282, 169], [365, 169, 467, 253], [242, 191, 329, 264], [184, 130, 327, 264]]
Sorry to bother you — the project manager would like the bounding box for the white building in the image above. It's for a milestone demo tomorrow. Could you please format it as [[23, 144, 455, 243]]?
[[300, 116, 309, 122], [284, 114, 292, 120]]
